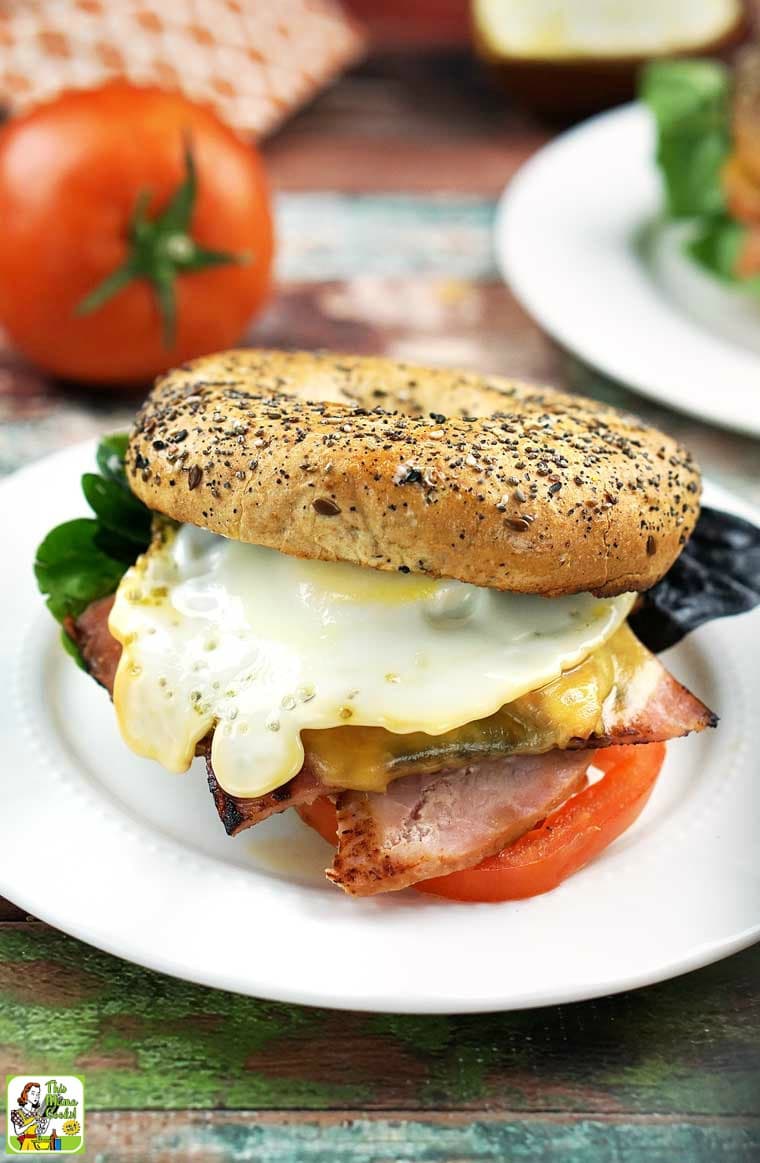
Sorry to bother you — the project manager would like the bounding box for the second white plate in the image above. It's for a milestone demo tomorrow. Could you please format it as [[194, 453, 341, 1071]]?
[[496, 103, 760, 437]]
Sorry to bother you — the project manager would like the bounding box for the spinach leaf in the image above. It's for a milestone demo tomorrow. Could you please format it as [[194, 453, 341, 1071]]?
[[34, 434, 152, 626], [96, 432, 131, 487], [641, 59, 731, 219], [93, 524, 149, 565], [82, 472, 152, 543], [631, 507, 760, 653], [60, 627, 86, 670], [34, 518, 129, 621]]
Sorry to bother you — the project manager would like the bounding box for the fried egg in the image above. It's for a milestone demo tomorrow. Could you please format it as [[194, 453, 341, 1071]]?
[[109, 524, 635, 797]]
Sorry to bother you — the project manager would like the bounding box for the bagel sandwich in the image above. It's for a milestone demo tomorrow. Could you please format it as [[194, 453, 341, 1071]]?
[[37, 350, 728, 900]]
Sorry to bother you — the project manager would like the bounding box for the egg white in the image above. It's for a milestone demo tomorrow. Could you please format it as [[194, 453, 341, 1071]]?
[[109, 524, 635, 798]]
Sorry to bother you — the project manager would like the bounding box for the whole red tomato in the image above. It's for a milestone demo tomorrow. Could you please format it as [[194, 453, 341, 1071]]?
[[0, 83, 274, 385]]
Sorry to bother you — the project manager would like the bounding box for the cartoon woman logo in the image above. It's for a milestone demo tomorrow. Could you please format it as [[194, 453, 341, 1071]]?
[[9, 1082, 57, 1152]]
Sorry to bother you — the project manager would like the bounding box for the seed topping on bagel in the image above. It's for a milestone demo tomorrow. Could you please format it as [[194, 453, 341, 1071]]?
[[126, 349, 700, 596]]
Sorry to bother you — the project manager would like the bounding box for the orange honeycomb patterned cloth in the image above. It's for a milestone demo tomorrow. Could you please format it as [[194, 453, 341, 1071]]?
[[0, 0, 365, 137]]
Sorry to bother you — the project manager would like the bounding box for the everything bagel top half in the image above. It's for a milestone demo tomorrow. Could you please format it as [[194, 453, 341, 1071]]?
[[126, 349, 700, 597]]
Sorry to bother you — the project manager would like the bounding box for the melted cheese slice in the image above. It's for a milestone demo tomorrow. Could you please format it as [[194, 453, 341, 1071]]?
[[303, 623, 653, 792], [109, 524, 635, 798]]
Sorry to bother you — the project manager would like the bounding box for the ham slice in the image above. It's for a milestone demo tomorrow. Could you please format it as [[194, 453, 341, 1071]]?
[[64, 594, 120, 692], [206, 755, 323, 836], [327, 751, 593, 896], [592, 657, 716, 745], [203, 660, 714, 835]]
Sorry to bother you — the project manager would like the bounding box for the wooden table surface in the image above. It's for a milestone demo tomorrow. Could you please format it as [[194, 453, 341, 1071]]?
[[2, 33, 760, 1163]]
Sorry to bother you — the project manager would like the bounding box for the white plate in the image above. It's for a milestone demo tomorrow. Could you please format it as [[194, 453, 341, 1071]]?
[[496, 103, 760, 438], [2, 441, 759, 1013]]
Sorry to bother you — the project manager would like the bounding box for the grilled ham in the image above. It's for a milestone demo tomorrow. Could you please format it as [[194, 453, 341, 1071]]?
[[64, 594, 120, 692], [327, 751, 593, 895], [205, 755, 323, 836]]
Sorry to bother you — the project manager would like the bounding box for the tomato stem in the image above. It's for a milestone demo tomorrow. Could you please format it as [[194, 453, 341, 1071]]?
[[75, 137, 249, 348]]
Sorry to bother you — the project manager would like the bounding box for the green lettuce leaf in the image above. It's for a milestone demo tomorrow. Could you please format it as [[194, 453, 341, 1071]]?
[[640, 60, 760, 293], [641, 59, 731, 219], [684, 214, 760, 295], [34, 435, 152, 628]]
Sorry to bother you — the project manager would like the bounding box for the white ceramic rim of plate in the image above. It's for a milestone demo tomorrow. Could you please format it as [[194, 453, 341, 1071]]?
[[495, 103, 760, 438], [1, 441, 759, 1013]]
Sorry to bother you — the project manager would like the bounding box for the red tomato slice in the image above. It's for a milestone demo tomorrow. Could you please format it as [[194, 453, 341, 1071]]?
[[297, 743, 667, 902], [298, 795, 339, 845]]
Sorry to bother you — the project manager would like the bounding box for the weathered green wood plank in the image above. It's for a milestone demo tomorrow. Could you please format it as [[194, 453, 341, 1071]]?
[[1, 924, 758, 1116], [275, 195, 498, 279], [75, 1112, 760, 1162]]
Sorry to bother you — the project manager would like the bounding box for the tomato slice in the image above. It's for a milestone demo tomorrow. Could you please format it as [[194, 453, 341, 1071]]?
[[298, 795, 339, 845], [297, 743, 667, 902], [418, 742, 666, 901]]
